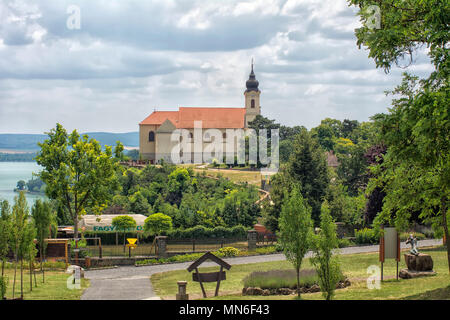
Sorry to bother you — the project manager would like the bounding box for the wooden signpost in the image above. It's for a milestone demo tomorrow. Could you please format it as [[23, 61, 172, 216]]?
[[379, 225, 401, 281], [187, 252, 232, 298]]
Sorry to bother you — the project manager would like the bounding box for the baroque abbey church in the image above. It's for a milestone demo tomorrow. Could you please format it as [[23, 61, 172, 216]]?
[[139, 64, 261, 164]]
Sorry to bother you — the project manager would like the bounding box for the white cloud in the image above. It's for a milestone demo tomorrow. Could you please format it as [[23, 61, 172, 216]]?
[[0, 0, 434, 134]]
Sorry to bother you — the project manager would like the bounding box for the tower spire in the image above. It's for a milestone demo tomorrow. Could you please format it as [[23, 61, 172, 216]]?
[[246, 58, 259, 92]]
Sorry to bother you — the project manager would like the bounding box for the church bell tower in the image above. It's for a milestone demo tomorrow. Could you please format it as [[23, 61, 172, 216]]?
[[244, 60, 261, 128]]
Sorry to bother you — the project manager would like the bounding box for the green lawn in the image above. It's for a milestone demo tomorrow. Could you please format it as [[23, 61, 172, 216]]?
[[151, 246, 450, 300], [2, 267, 89, 300], [193, 168, 262, 186]]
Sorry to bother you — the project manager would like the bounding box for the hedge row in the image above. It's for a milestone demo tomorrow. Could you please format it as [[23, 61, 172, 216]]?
[[83, 225, 249, 245], [164, 225, 248, 240]]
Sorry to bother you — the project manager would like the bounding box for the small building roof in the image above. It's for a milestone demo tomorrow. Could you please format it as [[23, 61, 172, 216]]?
[[187, 252, 232, 272], [78, 214, 147, 230], [326, 151, 339, 167]]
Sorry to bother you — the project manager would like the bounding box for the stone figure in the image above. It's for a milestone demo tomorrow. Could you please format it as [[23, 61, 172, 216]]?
[[405, 234, 419, 256]]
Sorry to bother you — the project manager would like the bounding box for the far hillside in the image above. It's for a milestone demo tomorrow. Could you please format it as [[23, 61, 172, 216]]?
[[0, 132, 139, 152]]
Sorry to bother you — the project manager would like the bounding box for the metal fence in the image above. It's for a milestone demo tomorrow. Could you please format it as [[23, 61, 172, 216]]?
[[166, 238, 248, 254], [256, 232, 277, 247], [69, 237, 250, 258]]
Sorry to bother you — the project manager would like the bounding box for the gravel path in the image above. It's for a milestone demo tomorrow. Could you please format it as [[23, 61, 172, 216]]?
[[81, 239, 442, 300]]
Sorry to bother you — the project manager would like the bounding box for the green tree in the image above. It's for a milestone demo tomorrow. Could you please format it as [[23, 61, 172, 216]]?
[[36, 123, 120, 239], [167, 167, 191, 205], [21, 220, 37, 292], [114, 141, 125, 160], [144, 213, 173, 236], [128, 191, 151, 215], [16, 180, 26, 191], [311, 202, 341, 300], [349, 0, 450, 270], [111, 215, 137, 252], [278, 187, 313, 298], [287, 130, 329, 224], [261, 168, 293, 232], [11, 192, 29, 299], [31, 200, 55, 283], [0, 200, 11, 279]]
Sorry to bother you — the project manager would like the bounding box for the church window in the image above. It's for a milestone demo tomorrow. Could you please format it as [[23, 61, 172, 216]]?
[[223, 132, 226, 139], [251, 99, 255, 108], [149, 131, 155, 142], [189, 132, 193, 139]]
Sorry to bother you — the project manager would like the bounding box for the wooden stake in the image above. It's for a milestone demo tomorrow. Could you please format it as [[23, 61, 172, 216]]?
[[215, 266, 224, 297], [195, 268, 207, 298]]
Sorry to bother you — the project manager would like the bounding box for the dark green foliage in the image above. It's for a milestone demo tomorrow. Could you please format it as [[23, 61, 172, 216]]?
[[166, 225, 247, 240], [107, 164, 259, 230], [354, 228, 379, 245], [287, 130, 329, 224]]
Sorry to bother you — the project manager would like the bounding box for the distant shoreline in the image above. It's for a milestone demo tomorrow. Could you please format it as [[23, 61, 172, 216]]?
[[0, 149, 36, 154], [13, 189, 45, 196]]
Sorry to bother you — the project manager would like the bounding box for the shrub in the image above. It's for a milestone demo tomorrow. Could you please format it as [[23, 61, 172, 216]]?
[[254, 246, 278, 255], [69, 239, 88, 258], [41, 261, 67, 270], [399, 232, 426, 241], [354, 228, 378, 244], [216, 247, 240, 257], [242, 269, 319, 289], [338, 238, 355, 248], [166, 225, 248, 239]]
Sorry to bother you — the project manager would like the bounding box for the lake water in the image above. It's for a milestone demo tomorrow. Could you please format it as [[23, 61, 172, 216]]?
[[0, 162, 46, 208]]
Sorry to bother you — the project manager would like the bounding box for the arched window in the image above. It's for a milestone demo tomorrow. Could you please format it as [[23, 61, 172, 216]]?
[[223, 132, 227, 139], [189, 132, 193, 139], [251, 99, 255, 108], [149, 131, 155, 142]]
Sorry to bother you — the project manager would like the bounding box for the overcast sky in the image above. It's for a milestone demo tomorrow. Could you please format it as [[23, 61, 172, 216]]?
[[0, 0, 433, 134]]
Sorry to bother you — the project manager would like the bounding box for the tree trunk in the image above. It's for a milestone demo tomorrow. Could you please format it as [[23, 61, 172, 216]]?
[[40, 247, 44, 283], [1, 258, 4, 277], [296, 268, 300, 298], [20, 258, 23, 299], [441, 198, 449, 273], [12, 257, 17, 299], [33, 262, 37, 288], [29, 257, 32, 292], [74, 215, 79, 240]]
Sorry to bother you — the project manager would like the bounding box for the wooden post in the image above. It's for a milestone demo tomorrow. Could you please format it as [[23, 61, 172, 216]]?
[[214, 266, 224, 297], [98, 238, 102, 259], [396, 233, 400, 280], [195, 268, 207, 298], [379, 225, 385, 282], [75, 239, 79, 265], [64, 240, 68, 268]]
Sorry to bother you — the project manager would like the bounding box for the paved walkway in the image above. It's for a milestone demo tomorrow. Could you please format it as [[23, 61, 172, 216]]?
[[81, 239, 442, 300]]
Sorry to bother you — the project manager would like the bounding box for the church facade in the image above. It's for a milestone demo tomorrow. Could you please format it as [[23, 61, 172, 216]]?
[[139, 64, 261, 164]]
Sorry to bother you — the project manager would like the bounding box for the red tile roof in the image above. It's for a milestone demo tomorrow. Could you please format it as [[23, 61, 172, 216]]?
[[140, 107, 246, 129], [139, 111, 179, 126]]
